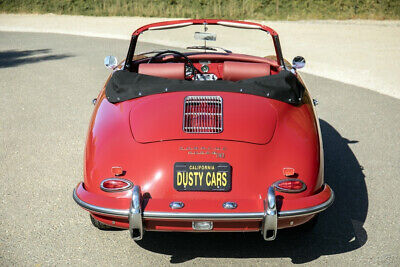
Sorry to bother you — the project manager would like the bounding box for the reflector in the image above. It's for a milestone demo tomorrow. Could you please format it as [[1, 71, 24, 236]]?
[[282, 167, 295, 177], [111, 166, 124, 176]]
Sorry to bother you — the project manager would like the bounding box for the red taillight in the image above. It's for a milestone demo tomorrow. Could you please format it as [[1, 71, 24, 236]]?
[[100, 178, 133, 192], [273, 179, 306, 193]]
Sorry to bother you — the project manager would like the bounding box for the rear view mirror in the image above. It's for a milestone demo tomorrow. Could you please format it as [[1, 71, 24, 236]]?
[[194, 32, 216, 41], [104, 55, 118, 70], [292, 56, 305, 69]]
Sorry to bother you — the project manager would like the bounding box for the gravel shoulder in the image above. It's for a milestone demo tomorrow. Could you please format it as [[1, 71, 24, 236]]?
[[1, 14, 399, 98]]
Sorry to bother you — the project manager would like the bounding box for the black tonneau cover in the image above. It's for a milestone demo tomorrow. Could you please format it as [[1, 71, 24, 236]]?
[[105, 70, 305, 105]]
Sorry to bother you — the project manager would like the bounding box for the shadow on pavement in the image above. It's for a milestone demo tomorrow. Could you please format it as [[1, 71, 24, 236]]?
[[135, 119, 368, 264], [0, 49, 72, 68]]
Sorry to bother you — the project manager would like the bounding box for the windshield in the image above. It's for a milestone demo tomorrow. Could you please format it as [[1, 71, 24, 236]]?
[[134, 24, 276, 58]]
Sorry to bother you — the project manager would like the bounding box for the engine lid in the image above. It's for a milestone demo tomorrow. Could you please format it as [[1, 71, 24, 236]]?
[[130, 92, 277, 144]]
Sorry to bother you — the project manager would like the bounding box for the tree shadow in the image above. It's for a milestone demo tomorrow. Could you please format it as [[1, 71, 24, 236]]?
[[135, 119, 368, 264], [0, 49, 72, 68]]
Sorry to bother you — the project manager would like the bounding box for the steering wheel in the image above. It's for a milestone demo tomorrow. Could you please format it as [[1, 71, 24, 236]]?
[[147, 50, 200, 78]]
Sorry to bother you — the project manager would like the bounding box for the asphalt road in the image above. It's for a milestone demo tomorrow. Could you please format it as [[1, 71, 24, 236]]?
[[0, 32, 399, 266]]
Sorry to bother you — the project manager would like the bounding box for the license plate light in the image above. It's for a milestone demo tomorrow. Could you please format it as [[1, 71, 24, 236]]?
[[192, 221, 213, 230]]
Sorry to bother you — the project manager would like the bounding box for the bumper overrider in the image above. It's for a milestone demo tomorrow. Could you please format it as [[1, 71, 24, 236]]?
[[73, 183, 334, 241]]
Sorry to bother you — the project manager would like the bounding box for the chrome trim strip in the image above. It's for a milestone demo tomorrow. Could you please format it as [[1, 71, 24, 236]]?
[[279, 189, 335, 218], [73, 186, 334, 220], [72, 188, 129, 218], [217, 21, 261, 29], [148, 22, 193, 31], [142, 211, 264, 220]]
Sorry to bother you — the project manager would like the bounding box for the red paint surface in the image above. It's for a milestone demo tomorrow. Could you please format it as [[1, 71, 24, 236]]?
[[130, 92, 277, 144]]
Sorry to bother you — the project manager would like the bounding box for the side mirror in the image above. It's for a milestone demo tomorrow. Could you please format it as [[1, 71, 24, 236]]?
[[292, 56, 305, 69], [104, 55, 118, 69]]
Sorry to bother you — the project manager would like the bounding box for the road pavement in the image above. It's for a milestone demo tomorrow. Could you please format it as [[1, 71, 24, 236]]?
[[0, 32, 399, 266]]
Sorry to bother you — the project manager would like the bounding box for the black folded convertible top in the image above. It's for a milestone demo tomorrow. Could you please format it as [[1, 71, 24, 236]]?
[[105, 70, 305, 105]]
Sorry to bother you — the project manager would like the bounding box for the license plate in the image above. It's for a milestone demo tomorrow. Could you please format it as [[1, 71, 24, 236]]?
[[174, 162, 231, 191]]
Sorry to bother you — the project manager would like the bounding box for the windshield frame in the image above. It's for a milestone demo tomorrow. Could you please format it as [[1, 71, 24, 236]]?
[[124, 19, 285, 71]]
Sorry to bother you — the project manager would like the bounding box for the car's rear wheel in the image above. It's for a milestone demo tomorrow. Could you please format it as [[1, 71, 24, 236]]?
[[90, 214, 118, 230]]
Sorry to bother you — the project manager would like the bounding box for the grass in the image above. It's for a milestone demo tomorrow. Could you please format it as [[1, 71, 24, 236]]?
[[0, 0, 399, 20]]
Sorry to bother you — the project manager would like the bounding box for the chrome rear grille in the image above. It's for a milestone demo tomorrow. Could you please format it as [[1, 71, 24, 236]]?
[[183, 96, 223, 133]]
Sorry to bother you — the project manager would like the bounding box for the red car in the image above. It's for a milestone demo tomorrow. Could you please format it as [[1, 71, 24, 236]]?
[[73, 19, 334, 241]]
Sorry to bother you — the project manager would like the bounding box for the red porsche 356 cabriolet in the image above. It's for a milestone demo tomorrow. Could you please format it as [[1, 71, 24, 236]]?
[[73, 19, 334, 241]]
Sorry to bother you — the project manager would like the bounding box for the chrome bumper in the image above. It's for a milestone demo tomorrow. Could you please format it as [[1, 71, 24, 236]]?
[[73, 184, 334, 241], [128, 185, 143, 240], [262, 186, 278, 240]]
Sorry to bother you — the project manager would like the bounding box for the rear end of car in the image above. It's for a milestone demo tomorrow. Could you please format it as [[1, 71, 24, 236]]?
[[73, 89, 334, 241]]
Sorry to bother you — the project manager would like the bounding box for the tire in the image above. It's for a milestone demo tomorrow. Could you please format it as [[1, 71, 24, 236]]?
[[90, 214, 117, 230]]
